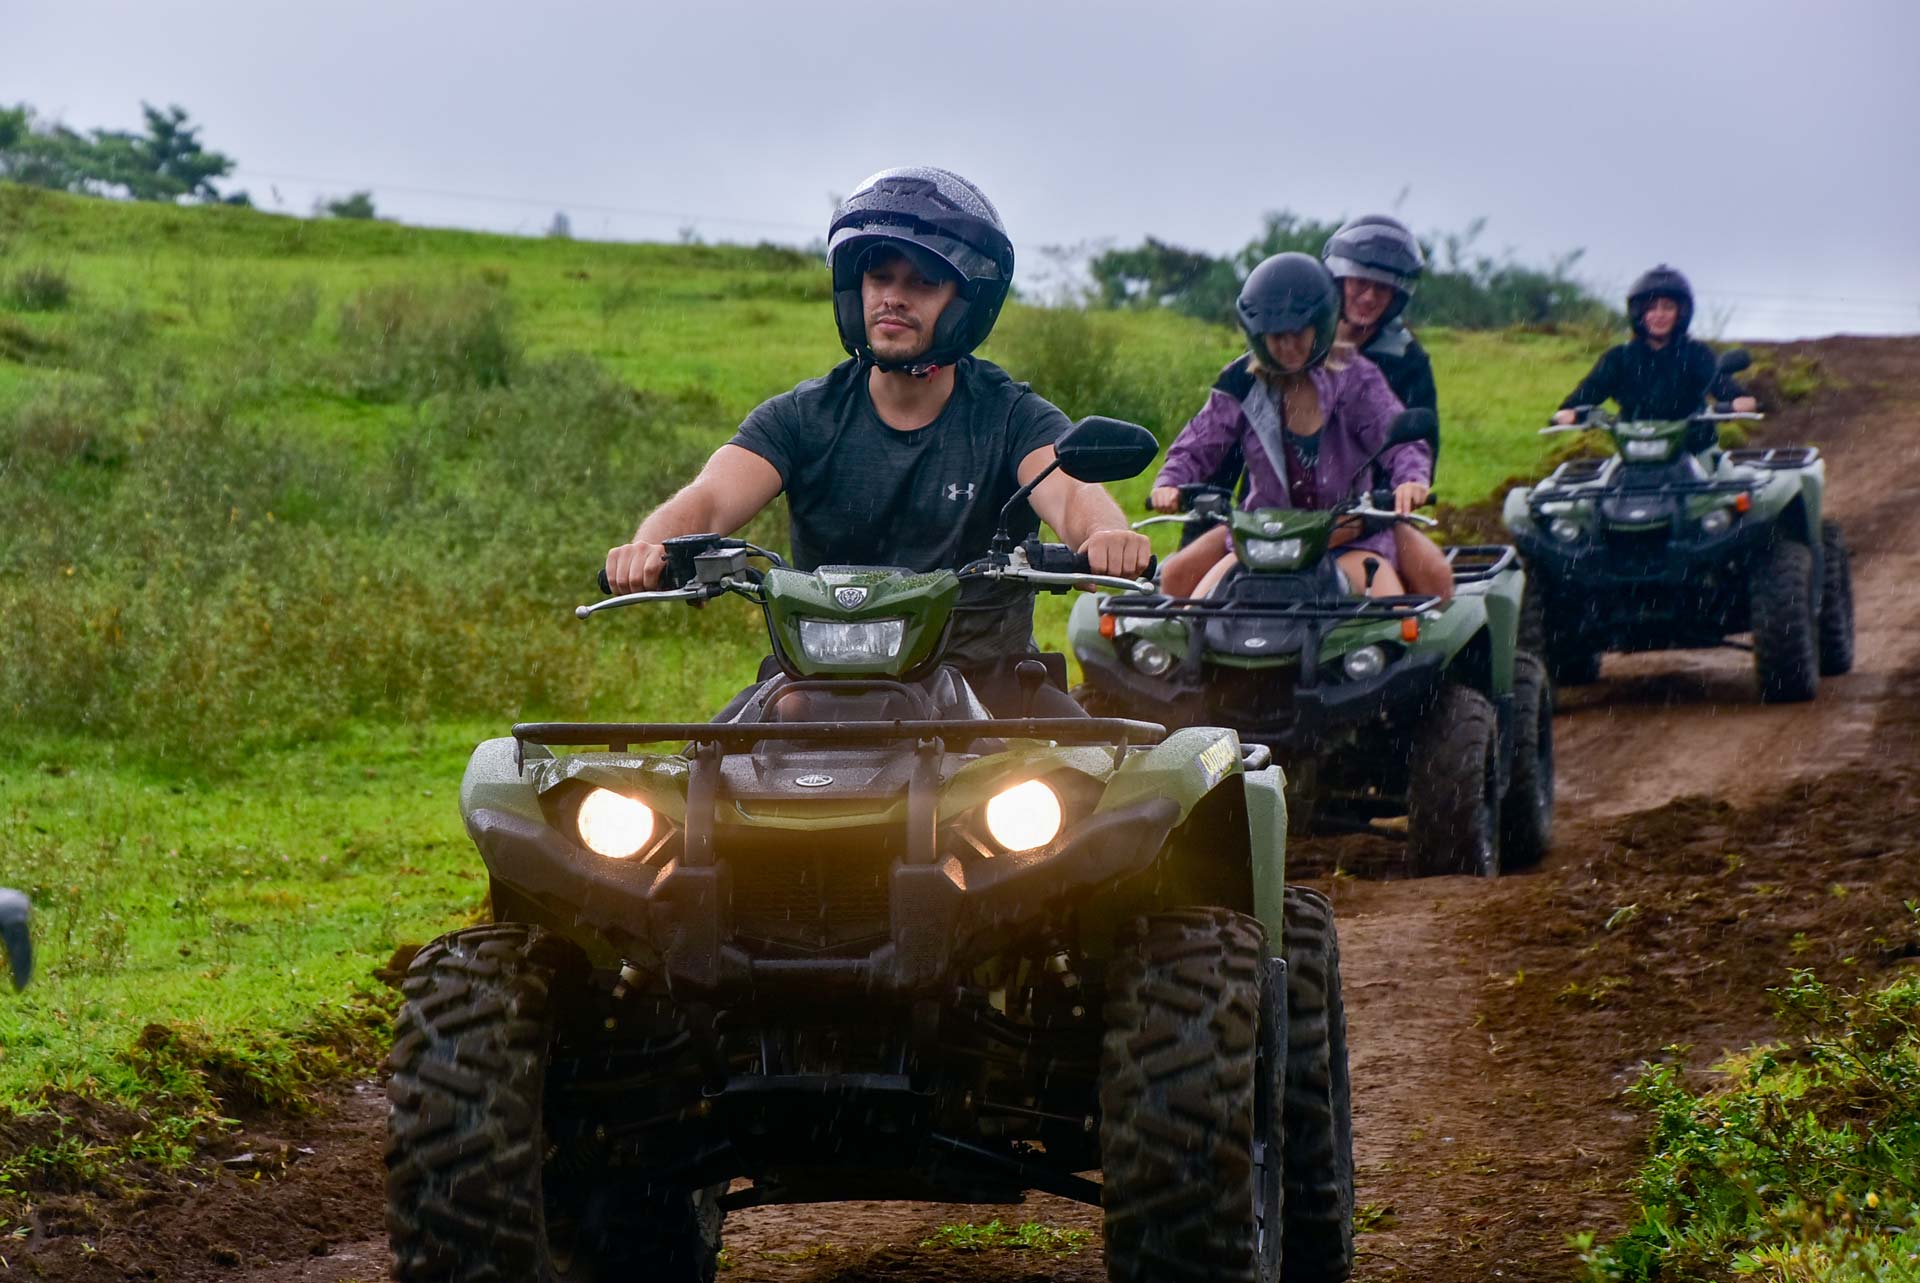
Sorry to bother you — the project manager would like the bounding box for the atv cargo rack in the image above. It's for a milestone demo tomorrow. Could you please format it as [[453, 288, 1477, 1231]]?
[[1444, 544, 1521, 585], [1528, 473, 1761, 507], [1096, 591, 1440, 624]]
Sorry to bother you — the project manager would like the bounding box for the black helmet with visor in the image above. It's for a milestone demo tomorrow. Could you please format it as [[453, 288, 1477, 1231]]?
[[826, 167, 1015, 374], [1237, 252, 1341, 374], [1322, 214, 1425, 327], [1626, 264, 1694, 340]]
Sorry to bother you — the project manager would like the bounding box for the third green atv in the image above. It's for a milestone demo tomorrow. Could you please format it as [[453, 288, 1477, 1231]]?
[[1504, 349, 1854, 702]]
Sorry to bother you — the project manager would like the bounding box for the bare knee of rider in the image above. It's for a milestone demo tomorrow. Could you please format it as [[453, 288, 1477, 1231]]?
[[1161, 526, 1230, 597], [1192, 549, 1241, 599], [1337, 549, 1406, 597], [1394, 524, 1454, 603]]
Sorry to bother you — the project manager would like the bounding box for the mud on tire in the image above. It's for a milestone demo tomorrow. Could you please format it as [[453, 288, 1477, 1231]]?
[[1500, 653, 1554, 867], [1818, 519, 1855, 677], [386, 924, 721, 1283], [1751, 537, 1819, 703], [1100, 909, 1280, 1283], [1407, 684, 1501, 877], [1279, 887, 1355, 1282]]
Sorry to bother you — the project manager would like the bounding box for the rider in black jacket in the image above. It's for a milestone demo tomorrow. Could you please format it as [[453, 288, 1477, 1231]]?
[[1555, 266, 1756, 423]]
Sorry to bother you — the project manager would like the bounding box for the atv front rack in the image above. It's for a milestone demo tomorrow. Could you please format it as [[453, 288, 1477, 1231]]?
[[512, 717, 1168, 762], [1443, 544, 1519, 585], [1528, 475, 1760, 507], [1097, 592, 1440, 624]]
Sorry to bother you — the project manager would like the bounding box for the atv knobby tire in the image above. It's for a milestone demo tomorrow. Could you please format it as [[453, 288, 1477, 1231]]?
[[1499, 653, 1554, 868], [387, 924, 721, 1283], [1751, 537, 1819, 703], [1818, 519, 1855, 677], [1279, 887, 1355, 1282], [1407, 684, 1501, 877], [1101, 909, 1281, 1283], [1521, 578, 1600, 686]]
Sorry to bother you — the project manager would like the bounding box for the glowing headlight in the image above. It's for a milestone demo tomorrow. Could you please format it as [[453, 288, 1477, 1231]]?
[[1549, 517, 1583, 542], [1699, 508, 1732, 536], [1243, 536, 1305, 568], [1342, 645, 1387, 680], [576, 788, 655, 859], [1128, 638, 1174, 677], [797, 617, 905, 664], [984, 779, 1063, 853], [1621, 438, 1674, 462]]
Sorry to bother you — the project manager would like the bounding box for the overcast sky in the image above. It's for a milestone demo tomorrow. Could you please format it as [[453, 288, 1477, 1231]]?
[[7, 0, 1915, 339]]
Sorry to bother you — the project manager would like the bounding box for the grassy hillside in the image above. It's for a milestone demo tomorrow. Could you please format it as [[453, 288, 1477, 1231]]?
[[0, 184, 1606, 1136]]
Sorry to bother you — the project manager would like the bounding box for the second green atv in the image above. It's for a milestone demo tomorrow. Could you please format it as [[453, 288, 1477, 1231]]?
[[385, 418, 1357, 1283], [1070, 412, 1552, 879], [1503, 349, 1854, 702]]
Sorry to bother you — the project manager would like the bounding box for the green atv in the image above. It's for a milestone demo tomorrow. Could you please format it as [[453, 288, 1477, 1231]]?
[[385, 418, 1356, 1283], [1503, 350, 1854, 702], [1070, 413, 1551, 880]]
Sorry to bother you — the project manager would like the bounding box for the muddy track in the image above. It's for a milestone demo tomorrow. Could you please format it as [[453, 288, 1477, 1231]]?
[[19, 338, 1920, 1283]]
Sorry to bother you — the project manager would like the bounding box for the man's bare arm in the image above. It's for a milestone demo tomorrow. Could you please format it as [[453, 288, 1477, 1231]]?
[[1020, 445, 1153, 577], [605, 445, 783, 591]]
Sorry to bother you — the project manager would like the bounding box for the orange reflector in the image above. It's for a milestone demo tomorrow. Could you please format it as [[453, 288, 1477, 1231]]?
[[1734, 492, 1751, 513], [1400, 617, 1420, 643], [1099, 613, 1117, 640]]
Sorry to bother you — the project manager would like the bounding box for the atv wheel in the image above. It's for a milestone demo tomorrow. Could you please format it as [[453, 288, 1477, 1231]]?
[[1279, 887, 1355, 1281], [387, 925, 722, 1283], [1522, 577, 1600, 686], [1407, 684, 1501, 878], [1818, 520, 1855, 677], [1751, 537, 1819, 703], [1101, 909, 1281, 1283], [1499, 653, 1554, 868]]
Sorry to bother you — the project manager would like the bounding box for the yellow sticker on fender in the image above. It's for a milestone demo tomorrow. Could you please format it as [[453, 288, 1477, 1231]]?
[[1198, 737, 1239, 787]]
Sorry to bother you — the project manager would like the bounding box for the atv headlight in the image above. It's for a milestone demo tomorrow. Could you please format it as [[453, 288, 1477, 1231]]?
[[1127, 638, 1174, 677], [796, 617, 905, 664], [1242, 536, 1305, 568], [1621, 438, 1675, 462], [1549, 516, 1583, 542], [984, 780, 1063, 853], [1699, 508, 1732, 536], [1342, 645, 1387, 680], [576, 788, 655, 859]]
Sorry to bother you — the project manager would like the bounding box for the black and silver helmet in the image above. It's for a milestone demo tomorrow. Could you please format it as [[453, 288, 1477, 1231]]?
[[1322, 214, 1425, 326], [826, 166, 1015, 372], [1626, 264, 1694, 339], [1237, 253, 1341, 374]]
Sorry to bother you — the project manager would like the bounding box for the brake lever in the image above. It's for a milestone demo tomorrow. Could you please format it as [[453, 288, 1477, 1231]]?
[[576, 583, 714, 620]]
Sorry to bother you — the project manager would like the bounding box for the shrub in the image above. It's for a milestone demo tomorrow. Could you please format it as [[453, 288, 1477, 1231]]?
[[336, 279, 521, 401], [4, 261, 72, 310]]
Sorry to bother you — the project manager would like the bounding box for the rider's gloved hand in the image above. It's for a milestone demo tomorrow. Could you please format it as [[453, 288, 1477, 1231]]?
[[1551, 409, 1580, 426], [1731, 396, 1758, 413], [1083, 528, 1154, 577], [1148, 486, 1182, 513], [605, 540, 666, 593], [1392, 481, 1431, 515]]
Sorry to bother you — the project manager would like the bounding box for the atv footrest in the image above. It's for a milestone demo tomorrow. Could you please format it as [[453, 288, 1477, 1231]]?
[[1725, 446, 1819, 469]]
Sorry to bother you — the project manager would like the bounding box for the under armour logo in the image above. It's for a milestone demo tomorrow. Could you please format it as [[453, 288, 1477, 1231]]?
[[945, 482, 976, 501]]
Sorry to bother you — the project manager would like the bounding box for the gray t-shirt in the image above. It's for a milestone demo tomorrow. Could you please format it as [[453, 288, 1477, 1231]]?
[[729, 357, 1070, 670]]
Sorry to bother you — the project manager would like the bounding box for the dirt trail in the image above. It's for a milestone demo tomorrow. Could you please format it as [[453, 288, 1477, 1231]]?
[[18, 339, 1920, 1283]]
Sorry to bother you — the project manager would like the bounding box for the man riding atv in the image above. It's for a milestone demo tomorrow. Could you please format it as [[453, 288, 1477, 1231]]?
[[1552, 265, 1758, 424], [603, 166, 1151, 717]]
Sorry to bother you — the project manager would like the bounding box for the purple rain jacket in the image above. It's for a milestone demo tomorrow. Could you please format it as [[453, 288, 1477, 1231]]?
[[1154, 353, 1433, 564]]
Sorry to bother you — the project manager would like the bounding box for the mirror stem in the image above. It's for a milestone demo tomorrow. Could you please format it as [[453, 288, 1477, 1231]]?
[[992, 458, 1060, 553]]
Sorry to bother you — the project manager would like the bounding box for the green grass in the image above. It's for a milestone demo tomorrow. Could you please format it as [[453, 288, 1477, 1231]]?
[[1576, 967, 1920, 1283], [919, 1219, 1094, 1255], [0, 183, 1605, 1156]]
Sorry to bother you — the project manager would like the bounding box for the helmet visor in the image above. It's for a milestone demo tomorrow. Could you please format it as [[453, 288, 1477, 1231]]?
[[829, 224, 1005, 287], [1324, 255, 1410, 292]]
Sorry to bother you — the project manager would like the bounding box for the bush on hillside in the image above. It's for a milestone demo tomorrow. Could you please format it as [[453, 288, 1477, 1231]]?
[[336, 280, 520, 400], [3, 261, 72, 311]]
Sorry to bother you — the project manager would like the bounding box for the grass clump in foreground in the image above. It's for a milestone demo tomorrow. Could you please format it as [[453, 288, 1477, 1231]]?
[[1577, 968, 1920, 1282], [920, 1219, 1095, 1255]]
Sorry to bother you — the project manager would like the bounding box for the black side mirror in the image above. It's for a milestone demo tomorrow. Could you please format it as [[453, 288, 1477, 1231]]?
[[1717, 348, 1752, 376], [1052, 416, 1161, 483], [1385, 408, 1438, 448]]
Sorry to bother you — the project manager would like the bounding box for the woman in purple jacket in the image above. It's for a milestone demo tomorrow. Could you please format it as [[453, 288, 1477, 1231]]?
[[1152, 253, 1436, 599]]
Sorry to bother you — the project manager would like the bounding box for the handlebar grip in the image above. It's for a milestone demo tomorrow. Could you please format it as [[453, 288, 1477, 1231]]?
[[1028, 542, 1158, 580], [597, 567, 612, 594]]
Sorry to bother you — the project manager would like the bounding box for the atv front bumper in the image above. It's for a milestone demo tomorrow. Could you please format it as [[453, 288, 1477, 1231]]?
[[467, 791, 1181, 996], [1080, 648, 1446, 754]]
